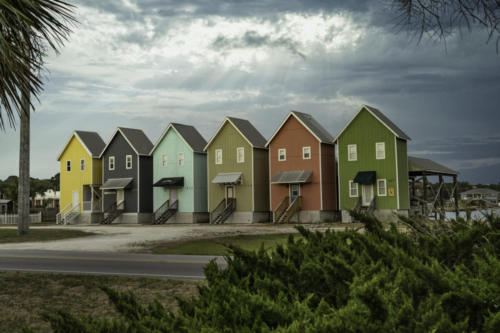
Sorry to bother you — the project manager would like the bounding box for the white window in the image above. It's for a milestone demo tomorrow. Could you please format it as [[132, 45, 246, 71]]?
[[178, 152, 185, 166], [377, 179, 387, 196], [349, 180, 359, 197], [109, 156, 115, 171], [278, 148, 286, 161], [376, 142, 385, 160], [347, 144, 357, 161], [126, 155, 132, 169], [302, 146, 311, 160], [161, 154, 167, 168], [66, 160, 71, 172], [80, 159, 85, 171], [215, 149, 222, 165], [237, 147, 244, 163]]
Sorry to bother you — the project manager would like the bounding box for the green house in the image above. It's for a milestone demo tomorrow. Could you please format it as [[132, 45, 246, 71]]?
[[150, 123, 208, 223], [205, 117, 269, 223], [335, 105, 410, 222]]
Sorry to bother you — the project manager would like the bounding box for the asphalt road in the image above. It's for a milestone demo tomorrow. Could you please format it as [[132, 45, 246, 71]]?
[[0, 250, 226, 280]]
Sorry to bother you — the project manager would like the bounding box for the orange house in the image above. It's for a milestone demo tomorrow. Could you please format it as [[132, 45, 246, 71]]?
[[266, 111, 338, 223]]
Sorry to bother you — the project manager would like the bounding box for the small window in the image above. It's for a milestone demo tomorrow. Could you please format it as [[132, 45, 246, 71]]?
[[302, 146, 311, 160], [109, 156, 115, 171], [178, 152, 185, 166], [376, 142, 385, 160], [236, 147, 244, 163], [215, 149, 222, 165], [377, 179, 387, 196], [278, 148, 286, 161], [162, 154, 167, 168], [349, 180, 358, 197], [126, 155, 132, 169], [80, 159, 85, 171], [66, 160, 71, 172], [348, 144, 357, 161]]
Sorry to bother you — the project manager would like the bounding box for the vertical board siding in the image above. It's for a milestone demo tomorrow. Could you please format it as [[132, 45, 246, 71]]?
[[207, 121, 253, 212], [338, 109, 398, 210], [92, 158, 102, 185], [193, 152, 208, 212], [397, 138, 410, 210], [252, 148, 269, 212], [139, 156, 153, 213], [321, 143, 338, 210], [59, 135, 93, 213]]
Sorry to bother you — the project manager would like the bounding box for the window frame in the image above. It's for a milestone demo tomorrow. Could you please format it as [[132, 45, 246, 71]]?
[[215, 149, 223, 165], [80, 159, 85, 171], [178, 152, 185, 166], [377, 179, 387, 196], [236, 147, 244, 163], [109, 156, 115, 171], [347, 144, 357, 161], [302, 146, 311, 160], [278, 148, 286, 161], [161, 154, 167, 168], [349, 180, 359, 198], [375, 142, 386, 160], [125, 155, 133, 170], [66, 160, 71, 172]]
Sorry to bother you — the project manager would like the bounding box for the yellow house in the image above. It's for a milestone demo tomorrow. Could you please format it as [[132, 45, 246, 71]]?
[[56, 131, 105, 224]]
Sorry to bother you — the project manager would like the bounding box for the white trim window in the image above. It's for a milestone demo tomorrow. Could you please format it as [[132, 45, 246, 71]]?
[[66, 160, 71, 172], [348, 144, 357, 161], [215, 149, 222, 165], [376, 142, 386, 160], [302, 146, 311, 160], [236, 147, 244, 163], [161, 154, 167, 168], [178, 152, 185, 166], [278, 148, 286, 161], [377, 179, 387, 196], [125, 155, 133, 169], [349, 180, 359, 197], [80, 159, 85, 171], [109, 156, 115, 171]]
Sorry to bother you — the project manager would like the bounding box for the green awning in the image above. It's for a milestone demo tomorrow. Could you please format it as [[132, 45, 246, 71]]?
[[354, 171, 376, 185]]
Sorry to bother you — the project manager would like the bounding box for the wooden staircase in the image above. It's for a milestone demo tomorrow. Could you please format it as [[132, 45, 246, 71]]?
[[273, 196, 289, 223], [101, 200, 124, 224], [277, 196, 301, 223], [210, 198, 236, 224], [153, 200, 178, 224]]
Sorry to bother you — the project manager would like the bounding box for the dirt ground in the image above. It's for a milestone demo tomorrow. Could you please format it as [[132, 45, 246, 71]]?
[[0, 223, 358, 252]]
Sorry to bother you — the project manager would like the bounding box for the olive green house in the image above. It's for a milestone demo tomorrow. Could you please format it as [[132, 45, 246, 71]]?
[[205, 117, 269, 223], [335, 105, 410, 222]]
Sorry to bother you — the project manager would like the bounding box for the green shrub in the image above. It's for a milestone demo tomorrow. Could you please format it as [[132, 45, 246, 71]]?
[[43, 213, 500, 332]]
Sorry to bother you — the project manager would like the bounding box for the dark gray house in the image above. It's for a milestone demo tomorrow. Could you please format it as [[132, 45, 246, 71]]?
[[100, 127, 153, 224]]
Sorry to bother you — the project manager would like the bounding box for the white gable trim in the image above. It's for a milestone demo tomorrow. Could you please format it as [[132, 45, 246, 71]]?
[[204, 117, 255, 151], [99, 128, 140, 158], [150, 124, 197, 155], [334, 105, 405, 142], [57, 132, 93, 161], [265, 111, 324, 147]]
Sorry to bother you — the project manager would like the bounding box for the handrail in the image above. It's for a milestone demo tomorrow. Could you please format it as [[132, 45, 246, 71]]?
[[353, 197, 361, 212], [367, 197, 376, 214], [274, 196, 289, 223], [210, 199, 226, 223], [154, 199, 170, 221], [281, 196, 301, 223], [169, 200, 178, 210], [63, 204, 80, 225]]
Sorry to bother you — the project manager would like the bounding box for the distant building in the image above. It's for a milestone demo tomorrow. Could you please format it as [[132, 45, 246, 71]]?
[[460, 188, 499, 204], [33, 189, 60, 208], [0, 199, 13, 214]]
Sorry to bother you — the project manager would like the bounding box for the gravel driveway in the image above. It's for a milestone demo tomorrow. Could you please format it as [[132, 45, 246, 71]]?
[[0, 223, 355, 252]]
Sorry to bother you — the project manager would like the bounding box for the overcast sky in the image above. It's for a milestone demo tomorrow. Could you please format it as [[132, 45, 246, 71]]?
[[0, 0, 499, 184]]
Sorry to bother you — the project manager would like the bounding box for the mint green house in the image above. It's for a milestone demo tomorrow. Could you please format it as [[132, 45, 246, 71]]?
[[335, 105, 410, 222], [150, 123, 208, 223]]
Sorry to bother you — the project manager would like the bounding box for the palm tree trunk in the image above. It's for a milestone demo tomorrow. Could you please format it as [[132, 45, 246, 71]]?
[[17, 90, 30, 235]]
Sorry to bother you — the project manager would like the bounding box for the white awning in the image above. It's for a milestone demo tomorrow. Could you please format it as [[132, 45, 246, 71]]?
[[101, 178, 133, 190], [212, 172, 242, 184]]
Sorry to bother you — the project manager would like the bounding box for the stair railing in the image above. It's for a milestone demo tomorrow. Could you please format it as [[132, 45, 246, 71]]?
[[63, 204, 80, 225], [273, 196, 289, 223], [153, 199, 170, 222], [210, 199, 226, 223], [280, 196, 302, 223], [56, 203, 72, 224]]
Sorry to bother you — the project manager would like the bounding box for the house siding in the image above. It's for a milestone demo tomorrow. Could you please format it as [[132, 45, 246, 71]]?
[[193, 152, 208, 212], [397, 138, 410, 210], [338, 108, 398, 211], [321, 143, 337, 210], [252, 148, 269, 212], [139, 156, 153, 213]]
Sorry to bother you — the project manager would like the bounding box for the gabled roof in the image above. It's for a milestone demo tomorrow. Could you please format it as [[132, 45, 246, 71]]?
[[100, 127, 153, 157], [334, 105, 411, 142], [57, 131, 105, 161], [460, 188, 499, 195], [408, 156, 458, 176], [204, 117, 267, 150], [266, 111, 334, 147], [150, 123, 207, 155]]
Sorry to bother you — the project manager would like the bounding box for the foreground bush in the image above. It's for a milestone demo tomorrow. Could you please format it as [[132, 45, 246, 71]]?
[[43, 213, 500, 332]]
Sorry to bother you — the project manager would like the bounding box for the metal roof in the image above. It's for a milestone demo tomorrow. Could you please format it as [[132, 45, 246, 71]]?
[[101, 178, 134, 190], [0, 199, 12, 204], [212, 172, 242, 184], [171, 123, 207, 153], [291, 112, 334, 143], [119, 127, 153, 155], [460, 188, 499, 195], [408, 156, 458, 176], [363, 105, 411, 141], [226, 117, 267, 148], [74, 131, 106, 157], [271, 170, 312, 184]]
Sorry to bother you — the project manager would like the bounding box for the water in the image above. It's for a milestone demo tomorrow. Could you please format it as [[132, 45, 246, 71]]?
[[445, 208, 500, 221]]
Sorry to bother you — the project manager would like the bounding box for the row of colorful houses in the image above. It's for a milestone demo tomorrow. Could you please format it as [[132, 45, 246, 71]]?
[[57, 105, 426, 224]]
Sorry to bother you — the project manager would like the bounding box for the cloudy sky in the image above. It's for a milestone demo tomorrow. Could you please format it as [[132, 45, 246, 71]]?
[[1, 0, 499, 184]]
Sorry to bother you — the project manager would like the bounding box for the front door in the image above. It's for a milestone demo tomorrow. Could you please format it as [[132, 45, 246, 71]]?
[[362, 184, 374, 207], [170, 189, 177, 204], [226, 186, 234, 206], [72, 190, 79, 208], [290, 184, 300, 203]]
